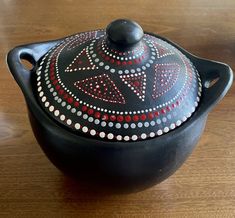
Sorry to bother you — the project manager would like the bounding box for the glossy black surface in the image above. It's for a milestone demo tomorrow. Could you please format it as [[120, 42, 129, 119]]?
[[7, 31, 233, 191], [106, 19, 144, 47], [27, 103, 207, 191]]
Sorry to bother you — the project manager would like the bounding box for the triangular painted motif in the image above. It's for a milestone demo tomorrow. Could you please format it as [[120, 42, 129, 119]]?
[[67, 31, 97, 50], [120, 72, 146, 101], [152, 63, 180, 99], [65, 47, 98, 72], [153, 42, 174, 58], [74, 74, 125, 104]]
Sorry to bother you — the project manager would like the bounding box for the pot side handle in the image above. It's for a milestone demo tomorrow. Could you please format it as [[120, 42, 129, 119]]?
[[6, 40, 60, 99], [194, 57, 233, 113]]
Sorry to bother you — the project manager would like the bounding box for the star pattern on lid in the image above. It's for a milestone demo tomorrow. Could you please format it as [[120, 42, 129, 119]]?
[[65, 47, 98, 72], [152, 63, 180, 99], [67, 31, 97, 50], [153, 42, 174, 58], [74, 74, 126, 104], [120, 72, 147, 101]]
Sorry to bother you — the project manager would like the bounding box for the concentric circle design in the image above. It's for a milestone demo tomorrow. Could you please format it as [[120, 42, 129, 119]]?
[[36, 30, 202, 141]]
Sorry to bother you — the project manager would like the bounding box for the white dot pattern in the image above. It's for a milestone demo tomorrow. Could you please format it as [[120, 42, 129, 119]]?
[[35, 30, 202, 142]]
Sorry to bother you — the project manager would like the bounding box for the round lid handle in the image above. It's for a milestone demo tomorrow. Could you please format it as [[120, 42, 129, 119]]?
[[106, 19, 144, 47]]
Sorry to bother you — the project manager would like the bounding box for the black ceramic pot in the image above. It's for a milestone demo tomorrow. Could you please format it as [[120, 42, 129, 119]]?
[[7, 19, 233, 191]]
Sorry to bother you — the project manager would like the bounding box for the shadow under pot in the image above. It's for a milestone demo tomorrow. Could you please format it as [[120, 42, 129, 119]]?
[[7, 19, 233, 192]]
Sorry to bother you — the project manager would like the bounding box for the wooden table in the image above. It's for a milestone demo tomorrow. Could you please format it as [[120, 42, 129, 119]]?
[[0, 0, 235, 217]]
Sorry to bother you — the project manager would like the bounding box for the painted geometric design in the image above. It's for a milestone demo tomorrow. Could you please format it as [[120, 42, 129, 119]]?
[[65, 47, 98, 72], [153, 42, 174, 58], [74, 74, 125, 104], [152, 63, 180, 99], [67, 31, 97, 50], [36, 30, 201, 142], [120, 72, 147, 101]]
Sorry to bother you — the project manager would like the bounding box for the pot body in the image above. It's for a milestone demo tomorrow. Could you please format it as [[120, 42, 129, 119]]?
[[27, 100, 207, 190], [7, 33, 233, 192]]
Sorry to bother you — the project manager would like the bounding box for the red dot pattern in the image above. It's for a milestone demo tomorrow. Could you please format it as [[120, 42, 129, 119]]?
[[47, 37, 193, 127]]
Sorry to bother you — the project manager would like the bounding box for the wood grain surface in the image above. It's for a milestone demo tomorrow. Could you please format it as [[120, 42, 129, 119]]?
[[0, 0, 235, 217]]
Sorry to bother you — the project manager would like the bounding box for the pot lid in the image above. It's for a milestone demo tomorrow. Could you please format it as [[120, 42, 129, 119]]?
[[36, 19, 202, 142]]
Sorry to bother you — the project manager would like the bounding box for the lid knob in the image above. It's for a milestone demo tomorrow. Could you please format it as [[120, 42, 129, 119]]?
[[106, 19, 144, 47]]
